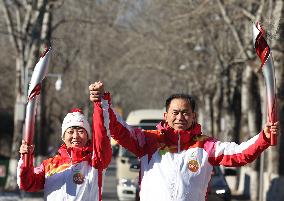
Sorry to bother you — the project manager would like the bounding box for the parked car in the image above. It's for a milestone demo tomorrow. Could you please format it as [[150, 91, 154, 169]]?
[[116, 146, 140, 201], [208, 166, 232, 201], [116, 109, 164, 201], [0, 154, 9, 190], [125, 109, 165, 130]]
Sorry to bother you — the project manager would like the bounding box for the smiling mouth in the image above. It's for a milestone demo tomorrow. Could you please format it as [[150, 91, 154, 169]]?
[[175, 123, 186, 126], [72, 141, 81, 145]]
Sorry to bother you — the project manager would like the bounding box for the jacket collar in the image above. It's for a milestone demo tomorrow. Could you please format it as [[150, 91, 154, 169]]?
[[58, 141, 92, 164], [156, 121, 202, 151]]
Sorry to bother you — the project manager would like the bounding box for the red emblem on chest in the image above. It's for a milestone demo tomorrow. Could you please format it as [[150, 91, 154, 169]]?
[[188, 160, 199, 172], [73, 172, 85, 184]]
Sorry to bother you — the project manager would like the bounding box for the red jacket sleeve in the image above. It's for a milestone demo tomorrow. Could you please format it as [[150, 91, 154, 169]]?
[[92, 98, 112, 169], [17, 155, 45, 192], [95, 93, 146, 158], [207, 131, 270, 166]]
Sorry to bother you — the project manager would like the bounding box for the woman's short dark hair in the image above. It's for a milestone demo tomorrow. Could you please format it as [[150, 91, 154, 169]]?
[[165, 94, 196, 112]]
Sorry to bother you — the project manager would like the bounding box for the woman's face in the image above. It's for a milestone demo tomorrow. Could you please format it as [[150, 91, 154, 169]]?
[[63, 126, 88, 148]]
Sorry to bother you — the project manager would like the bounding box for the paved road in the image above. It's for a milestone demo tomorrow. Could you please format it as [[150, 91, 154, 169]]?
[[0, 157, 248, 201], [102, 159, 118, 201]]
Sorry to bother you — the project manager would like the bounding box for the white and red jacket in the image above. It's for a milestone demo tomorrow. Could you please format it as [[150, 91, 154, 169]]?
[[17, 103, 112, 201], [97, 93, 270, 201]]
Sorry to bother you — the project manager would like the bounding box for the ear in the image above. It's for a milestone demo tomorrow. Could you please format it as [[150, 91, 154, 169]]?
[[163, 112, 168, 122], [192, 112, 197, 124], [62, 132, 65, 141]]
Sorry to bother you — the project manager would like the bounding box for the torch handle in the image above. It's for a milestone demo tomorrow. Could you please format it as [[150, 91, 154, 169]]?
[[270, 133, 277, 146], [23, 154, 30, 168], [268, 99, 277, 146], [23, 99, 37, 167]]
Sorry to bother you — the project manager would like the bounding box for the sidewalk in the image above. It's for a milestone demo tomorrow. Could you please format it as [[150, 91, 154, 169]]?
[[231, 190, 251, 201], [0, 191, 43, 201]]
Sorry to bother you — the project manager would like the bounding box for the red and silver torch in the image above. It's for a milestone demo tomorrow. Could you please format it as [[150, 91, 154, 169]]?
[[253, 22, 277, 146], [23, 47, 52, 167]]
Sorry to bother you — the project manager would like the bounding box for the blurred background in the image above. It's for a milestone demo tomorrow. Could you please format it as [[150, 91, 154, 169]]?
[[0, 0, 283, 201]]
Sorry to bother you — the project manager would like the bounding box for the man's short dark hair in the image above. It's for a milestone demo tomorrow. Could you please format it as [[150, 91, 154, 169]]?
[[165, 94, 196, 112]]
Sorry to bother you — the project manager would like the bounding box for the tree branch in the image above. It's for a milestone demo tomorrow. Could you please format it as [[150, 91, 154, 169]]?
[[271, 0, 283, 40], [2, 0, 20, 52], [237, 6, 255, 21], [51, 18, 97, 32], [255, 0, 265, 22], [21, 2, 33, 39], [217, 0, 249, 60]]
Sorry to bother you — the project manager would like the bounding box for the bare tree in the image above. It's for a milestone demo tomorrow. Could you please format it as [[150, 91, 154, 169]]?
[[1, 0, 55, 190]]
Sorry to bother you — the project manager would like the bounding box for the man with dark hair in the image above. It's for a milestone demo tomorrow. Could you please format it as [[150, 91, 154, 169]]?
[[165, 94, 196, 112], [89, 81, 278, 201]]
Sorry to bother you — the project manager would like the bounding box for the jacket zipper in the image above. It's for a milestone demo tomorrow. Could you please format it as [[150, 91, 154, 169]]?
[[178, 132, 180, 153]]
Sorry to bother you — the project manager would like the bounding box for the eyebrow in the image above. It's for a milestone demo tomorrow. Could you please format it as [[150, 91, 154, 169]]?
[[172, 109, 191, 113], [69, 126, 84, 129], [66, 127, 84, 131]]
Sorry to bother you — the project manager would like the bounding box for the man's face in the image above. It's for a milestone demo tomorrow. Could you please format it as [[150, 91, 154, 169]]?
[[164, 98, 196, 131], [63, 126, 88, 148]]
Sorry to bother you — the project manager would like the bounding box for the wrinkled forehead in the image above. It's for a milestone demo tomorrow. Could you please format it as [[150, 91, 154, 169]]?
[[168, 98, 193, 112]]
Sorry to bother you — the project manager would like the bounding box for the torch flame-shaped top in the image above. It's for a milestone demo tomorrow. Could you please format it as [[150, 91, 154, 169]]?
[[28, 47, 52, 100], [253, 22, 270, 67]]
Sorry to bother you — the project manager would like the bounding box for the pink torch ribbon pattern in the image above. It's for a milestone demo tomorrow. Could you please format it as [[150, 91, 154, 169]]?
[[23, 47, 52, 167], [253, 22, 277, 146]]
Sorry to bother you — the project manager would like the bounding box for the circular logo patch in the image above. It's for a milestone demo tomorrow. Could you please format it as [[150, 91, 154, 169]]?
[[188, 160, 199, 172], [73, 172, 85, 184]]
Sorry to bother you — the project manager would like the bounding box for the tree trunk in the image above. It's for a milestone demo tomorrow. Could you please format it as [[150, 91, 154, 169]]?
[[5, 58, 25, 191], [3, 0, 53, 191], [240, 65, 262, 200]]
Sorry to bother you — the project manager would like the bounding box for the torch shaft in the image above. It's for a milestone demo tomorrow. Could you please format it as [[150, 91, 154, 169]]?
[[23, 98, 37, 167], [263, 55, 277, 146]]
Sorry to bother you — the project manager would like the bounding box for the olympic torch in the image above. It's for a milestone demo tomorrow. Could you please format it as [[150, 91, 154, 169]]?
[[23, 47, 52, 167], [253, 22, 277, 146]]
